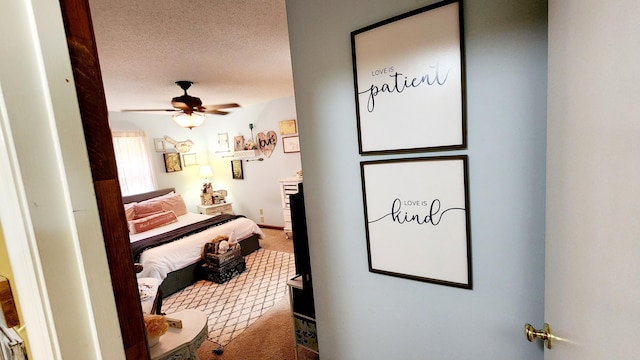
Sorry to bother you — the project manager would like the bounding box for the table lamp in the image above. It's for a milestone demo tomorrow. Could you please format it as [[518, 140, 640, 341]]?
[[199, 165, 213, 181]]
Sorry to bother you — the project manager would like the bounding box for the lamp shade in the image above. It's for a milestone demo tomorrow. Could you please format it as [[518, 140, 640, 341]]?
[[199, 165, 213, 179], [172, 112, 206, 129]]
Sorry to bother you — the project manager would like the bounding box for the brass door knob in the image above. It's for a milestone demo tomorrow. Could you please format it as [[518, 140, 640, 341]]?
[[524, 323, 552, 349]]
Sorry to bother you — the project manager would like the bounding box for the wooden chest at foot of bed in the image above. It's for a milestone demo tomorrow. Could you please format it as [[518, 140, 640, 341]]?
[[200, 257, 246, 284], [203, 245, 241, 267]]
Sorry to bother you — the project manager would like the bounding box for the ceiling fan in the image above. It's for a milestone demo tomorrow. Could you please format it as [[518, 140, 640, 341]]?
[[122, 80, 240, 129]]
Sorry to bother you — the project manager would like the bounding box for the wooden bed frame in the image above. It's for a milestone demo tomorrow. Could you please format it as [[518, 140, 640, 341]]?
[[123, 188, 261, 296]]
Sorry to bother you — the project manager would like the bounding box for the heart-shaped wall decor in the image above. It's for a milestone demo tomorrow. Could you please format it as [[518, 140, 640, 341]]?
[[256, 130, 278, 158]]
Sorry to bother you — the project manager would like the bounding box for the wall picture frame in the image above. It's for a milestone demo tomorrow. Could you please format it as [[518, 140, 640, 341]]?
[[218, 133, 230, 150], [360, 155, 472, 289], [153, 138, 166, 153], [278, 119, 297, 135], [163, 152, 182, 173], [282, 136, 300, 153], [231, 159, 244, 180], [182, 153, 198, 167], [351, 0, 466, 154], [234, 136, 245, 151]]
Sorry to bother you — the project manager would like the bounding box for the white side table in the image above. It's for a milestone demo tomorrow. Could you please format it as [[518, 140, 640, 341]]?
[[149, 309, 208, 360], [197, 202, 234, 216]]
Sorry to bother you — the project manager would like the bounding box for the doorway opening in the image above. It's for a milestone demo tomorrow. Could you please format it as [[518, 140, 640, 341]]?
[[63, 2, 318, 358]]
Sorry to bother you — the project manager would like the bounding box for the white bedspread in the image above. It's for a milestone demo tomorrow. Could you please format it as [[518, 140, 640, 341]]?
[[132, 212, 264, 281]]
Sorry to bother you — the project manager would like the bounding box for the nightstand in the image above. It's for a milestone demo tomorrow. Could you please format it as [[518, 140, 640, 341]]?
[[197, 202, 234, 216]]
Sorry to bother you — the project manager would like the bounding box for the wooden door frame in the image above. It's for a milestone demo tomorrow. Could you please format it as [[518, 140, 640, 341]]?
[[58, 0, 149, 358]]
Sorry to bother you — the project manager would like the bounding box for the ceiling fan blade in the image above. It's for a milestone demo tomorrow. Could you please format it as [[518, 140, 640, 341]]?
[[170, 102, 193, 112], [121, 109, 179, 112], [204, 110, 232, 115], [172, 95, 202, 111], [202, 103, 240, 111]]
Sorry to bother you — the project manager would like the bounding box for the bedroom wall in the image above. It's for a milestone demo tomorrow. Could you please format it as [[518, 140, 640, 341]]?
[[108, 96, 301, 225], [286, 0, 547, 359]]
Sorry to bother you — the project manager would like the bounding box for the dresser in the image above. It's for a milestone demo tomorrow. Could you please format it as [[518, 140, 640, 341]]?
[[279, 176, 302, 238]]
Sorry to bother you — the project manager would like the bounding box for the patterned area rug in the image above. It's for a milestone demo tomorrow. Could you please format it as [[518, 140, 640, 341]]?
[[161, 249, 295, 345]]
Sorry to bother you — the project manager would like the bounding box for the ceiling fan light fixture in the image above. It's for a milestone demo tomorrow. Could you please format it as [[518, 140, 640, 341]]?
[[172, 112, 205, 130]]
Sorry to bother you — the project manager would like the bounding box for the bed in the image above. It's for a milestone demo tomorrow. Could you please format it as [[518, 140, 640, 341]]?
[[123, 188, 264, 295]]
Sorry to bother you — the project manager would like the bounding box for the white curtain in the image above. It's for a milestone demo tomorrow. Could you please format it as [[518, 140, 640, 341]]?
[[112, 131, 157, 196]]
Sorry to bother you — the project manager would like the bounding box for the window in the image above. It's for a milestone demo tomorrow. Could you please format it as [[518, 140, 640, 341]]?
[[112, 131, 157, 196]]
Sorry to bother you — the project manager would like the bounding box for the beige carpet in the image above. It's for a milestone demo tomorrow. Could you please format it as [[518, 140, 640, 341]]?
[[258, 227, 295, 253], [166, 228, 319, 359], [196, 296, 318, 360]]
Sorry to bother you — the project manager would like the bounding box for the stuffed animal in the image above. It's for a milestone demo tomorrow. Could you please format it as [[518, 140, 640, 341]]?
[[202, 235, 229, 256], [218, 240, 229, 253]]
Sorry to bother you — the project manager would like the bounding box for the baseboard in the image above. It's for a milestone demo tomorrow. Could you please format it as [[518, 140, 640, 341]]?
[[258, 224, 284, 230]]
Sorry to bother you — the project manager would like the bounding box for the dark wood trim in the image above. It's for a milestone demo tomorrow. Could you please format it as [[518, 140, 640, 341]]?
[[122, 187, 175, 204], [57, 0, 149, 358], [258, 224, 285, 230]]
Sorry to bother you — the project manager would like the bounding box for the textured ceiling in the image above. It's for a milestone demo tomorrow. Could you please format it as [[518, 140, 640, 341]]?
[[88, 0, 294, 113]]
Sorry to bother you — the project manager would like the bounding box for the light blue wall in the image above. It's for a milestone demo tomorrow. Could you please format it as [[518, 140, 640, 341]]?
[[286, 0, 547, 359]]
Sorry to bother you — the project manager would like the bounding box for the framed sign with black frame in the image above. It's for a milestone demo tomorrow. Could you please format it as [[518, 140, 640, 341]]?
[[351, 0, 466, 155], [360, 155, 472, 289], [163, 152, 182, 173], [231, 159, 244, 180]]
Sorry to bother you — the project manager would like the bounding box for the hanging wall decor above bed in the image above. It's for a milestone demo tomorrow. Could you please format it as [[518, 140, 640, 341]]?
[[351, 0, 466, 155]]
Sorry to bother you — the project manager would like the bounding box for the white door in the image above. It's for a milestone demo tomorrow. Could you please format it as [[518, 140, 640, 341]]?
[[534, 1, 640, 358]]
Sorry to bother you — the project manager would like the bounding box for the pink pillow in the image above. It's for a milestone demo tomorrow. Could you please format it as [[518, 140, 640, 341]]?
[[123, 202, 137, 221], [133, 202, 163, 219], [160, 194, 188, 217], [128, 211, 178, 234]]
